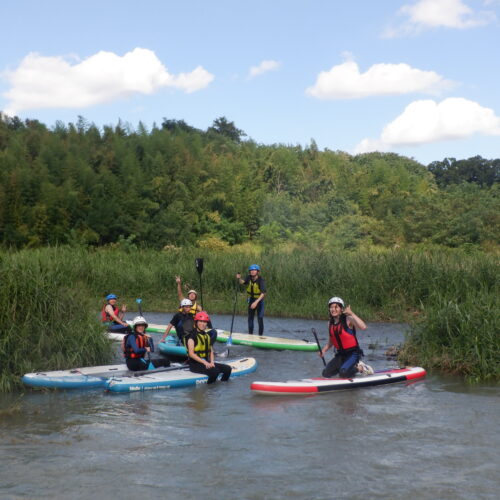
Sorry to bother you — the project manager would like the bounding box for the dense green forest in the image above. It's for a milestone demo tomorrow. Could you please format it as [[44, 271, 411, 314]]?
[[0, 113, 498, 251]]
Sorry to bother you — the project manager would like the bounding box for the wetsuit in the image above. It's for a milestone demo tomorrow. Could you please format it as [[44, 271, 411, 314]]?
[[242, 275, 266, 335], [185, 327, 232, 383], [322, 315, 362, 379]]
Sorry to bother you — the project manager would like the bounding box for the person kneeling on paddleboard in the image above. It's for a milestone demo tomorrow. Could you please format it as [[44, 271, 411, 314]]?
[[185, 311, 232, 384], [123, 316, 170, 371], [320, 297, 374, 378]]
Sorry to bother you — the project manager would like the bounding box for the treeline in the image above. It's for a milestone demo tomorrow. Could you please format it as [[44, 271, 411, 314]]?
[[0, 113, 498, 251]]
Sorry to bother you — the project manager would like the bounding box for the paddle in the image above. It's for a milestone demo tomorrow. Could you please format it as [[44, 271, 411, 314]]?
[[195, 258, 204, 309], [312, 327, 327, 367], [131, 363, 189, 377], [227, 278, 239, 348]]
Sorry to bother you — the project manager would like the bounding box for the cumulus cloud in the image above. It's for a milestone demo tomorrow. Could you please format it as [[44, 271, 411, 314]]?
[[248, 60, 281, 78], [354, 97, 500, 153], [306, 60, 454, 99], [3, 48, 214, 114], [383, 0, 496, 37]]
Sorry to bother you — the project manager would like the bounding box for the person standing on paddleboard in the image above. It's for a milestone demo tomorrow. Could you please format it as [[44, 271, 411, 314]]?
[[101, 294, 129, 333], [123, 316, 171, 371], [320, 297, 374, 378], [160, 298, 196, 345], [185, 311, 232, 383], [236, 264, 266, 336]]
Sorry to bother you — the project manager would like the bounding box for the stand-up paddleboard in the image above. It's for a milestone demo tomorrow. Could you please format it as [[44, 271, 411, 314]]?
[[116, 323, 316, 351], [250, 367, 426, 395], [106, 323, 173, 341], [216, 330, 318, 351], [158, 335, 188, 358], [22, 362, 184, 390], [106, 357, 257, 393]]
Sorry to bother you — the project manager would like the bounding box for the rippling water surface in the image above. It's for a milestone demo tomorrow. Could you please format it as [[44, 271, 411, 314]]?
[[1, 314, 498, 500]]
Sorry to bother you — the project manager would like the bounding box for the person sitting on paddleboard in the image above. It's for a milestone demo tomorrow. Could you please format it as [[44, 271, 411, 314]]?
[[175, 276, 202, 314], [320, 297, 374, 378], [123, 316, 171, 371], [101, 294, 129, 333], [236, 264, 266, 336], [160, 298, 196, 345], [185, 311, 232, 384]]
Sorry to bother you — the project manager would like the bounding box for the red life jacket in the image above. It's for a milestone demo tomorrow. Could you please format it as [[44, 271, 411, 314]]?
[[123, 332, 149, 359], [101, 304, 119, 323], [329, 315, 359, 352]]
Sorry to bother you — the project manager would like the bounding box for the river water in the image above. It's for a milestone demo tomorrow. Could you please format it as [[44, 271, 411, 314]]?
[[1, 314, 499, 500]]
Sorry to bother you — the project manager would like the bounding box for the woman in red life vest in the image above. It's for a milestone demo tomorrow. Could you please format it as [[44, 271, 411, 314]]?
[[319, 297, 373, 378], [123, 316, 170, 371], [101, 294, 129, 333]]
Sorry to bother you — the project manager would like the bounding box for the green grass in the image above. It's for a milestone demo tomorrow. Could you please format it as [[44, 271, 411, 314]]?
[[0, 246, 498, 390]]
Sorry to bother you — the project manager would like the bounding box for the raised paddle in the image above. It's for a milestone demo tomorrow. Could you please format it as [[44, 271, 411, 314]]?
[[195, 258, 204, 309], [312, 327, 327, 367]]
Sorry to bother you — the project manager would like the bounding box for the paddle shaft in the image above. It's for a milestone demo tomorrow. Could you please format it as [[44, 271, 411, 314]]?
[[229, 279, 238, 336], [312, 328, 327, 367]]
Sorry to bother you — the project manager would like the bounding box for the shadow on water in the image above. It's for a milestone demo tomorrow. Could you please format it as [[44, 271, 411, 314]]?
[[1, 313, 499, 500]]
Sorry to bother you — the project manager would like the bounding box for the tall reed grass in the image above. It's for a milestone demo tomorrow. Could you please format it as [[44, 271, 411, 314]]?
[[0, 246, 498, 389], [0, 250, 111, 392]]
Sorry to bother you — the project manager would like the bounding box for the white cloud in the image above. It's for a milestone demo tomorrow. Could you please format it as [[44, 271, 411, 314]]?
[[383, 0, 496, 37], [306, 60, 454, 99], [355, 97, 500, 153], [248, 60, 281, 78], [3, 48, 214, 114]]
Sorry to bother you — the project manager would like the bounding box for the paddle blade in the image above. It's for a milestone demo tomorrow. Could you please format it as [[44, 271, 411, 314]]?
[[195, 258, 204, 274], [226, 336, 233, 346]]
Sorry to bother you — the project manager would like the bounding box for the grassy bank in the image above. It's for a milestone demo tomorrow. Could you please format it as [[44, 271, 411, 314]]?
[[0, 246, 498, 390], [0, 250, 111, 392]]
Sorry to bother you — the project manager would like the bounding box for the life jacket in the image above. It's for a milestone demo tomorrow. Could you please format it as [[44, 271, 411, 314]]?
[[185, 328, 211, 360], [246, 277, 264, 300], [101, 304, 119, 323], [329, 315, 359, 352], [178, 301, 199, 316], [123, 332, 149, 359]]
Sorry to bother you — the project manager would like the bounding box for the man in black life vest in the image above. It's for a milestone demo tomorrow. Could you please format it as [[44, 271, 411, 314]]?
[[319, 297, 373, 378], [161, 298, 196, 345]]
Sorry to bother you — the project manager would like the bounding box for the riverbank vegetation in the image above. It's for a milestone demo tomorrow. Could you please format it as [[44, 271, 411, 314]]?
[[0, 247, 497, 390], [0, 114, 498, 389]]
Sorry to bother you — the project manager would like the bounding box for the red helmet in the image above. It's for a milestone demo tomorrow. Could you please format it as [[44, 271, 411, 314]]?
[[194, 311, 210, 322]]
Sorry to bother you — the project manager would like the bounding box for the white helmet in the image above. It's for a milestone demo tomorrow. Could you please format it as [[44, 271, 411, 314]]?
[[180, 298, 193, 307], [132, 316, 148, 328], [328, 297, 345, 308]]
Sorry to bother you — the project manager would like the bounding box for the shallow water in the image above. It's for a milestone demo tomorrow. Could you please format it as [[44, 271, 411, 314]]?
[[1, 314, 499, 500]]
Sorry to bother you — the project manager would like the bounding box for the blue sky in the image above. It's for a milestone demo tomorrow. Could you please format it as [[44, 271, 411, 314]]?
[[1, 0, 499, 164]]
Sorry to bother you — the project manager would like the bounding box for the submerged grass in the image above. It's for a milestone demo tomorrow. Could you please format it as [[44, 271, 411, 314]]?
[[0, 246, 498, 389]]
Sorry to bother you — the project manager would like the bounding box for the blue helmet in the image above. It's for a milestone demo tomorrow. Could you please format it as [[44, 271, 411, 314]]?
[[248, 264, 260, 271], [106, 294, 118, 300]]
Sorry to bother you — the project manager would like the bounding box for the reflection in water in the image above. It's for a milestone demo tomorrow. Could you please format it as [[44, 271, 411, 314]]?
[[1, 315, 499, 500]]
